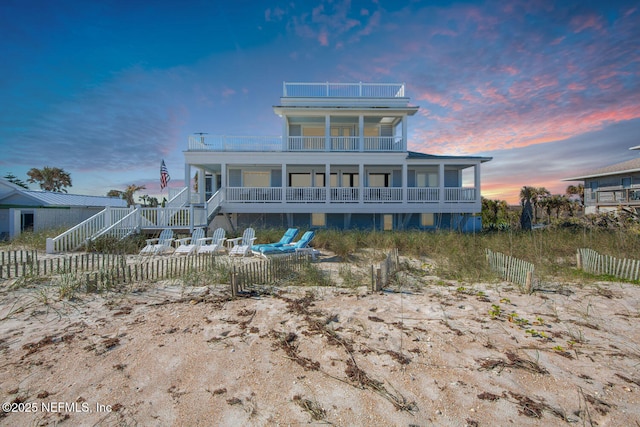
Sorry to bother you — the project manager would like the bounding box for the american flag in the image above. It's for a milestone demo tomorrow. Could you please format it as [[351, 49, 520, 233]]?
[[160, 160, 170, 190]]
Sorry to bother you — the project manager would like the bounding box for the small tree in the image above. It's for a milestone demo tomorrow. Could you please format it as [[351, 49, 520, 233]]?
[[3, 173, 29, 189], [27, 166, 72, 192]]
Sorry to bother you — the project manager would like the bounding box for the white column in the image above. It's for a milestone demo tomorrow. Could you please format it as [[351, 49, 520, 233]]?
[[359, 115, 364, 152], [402, 163, 407, 203], [325, 114, 331, 151], [282, 115, 288, 151], [402, 116, 408, 151], [439, 163, 445, 204], [359, 163, 364, 203], [474, 163, 481, 203], [184, 163, 191, 193], [325, 163, 330, 203], [282, 163, 287, 203], [198, 167, 205, 203]]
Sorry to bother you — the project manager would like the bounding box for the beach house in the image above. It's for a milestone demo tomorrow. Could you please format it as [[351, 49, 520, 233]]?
[[565, 145, 640, 215], [183, 82, 491, 232]]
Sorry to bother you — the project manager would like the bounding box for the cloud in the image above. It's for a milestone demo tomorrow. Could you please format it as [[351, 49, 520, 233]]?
[[2, 66, 187, 173]]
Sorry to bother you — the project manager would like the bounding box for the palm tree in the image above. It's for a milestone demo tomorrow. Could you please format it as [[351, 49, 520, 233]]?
[[122, 184, 146, 207], [26, 166, 72, 192], [566, 184, 584, 206]]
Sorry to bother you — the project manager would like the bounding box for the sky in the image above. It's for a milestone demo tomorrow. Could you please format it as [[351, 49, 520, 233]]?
[[1, 0, 639, 205]]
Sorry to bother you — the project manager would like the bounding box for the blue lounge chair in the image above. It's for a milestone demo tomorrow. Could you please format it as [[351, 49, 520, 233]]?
[[251, 228, 298, 252], [258, 230, 315, 257]]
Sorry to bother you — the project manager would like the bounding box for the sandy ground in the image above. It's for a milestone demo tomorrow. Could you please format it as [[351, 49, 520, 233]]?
[[0, 251, 639, 426]]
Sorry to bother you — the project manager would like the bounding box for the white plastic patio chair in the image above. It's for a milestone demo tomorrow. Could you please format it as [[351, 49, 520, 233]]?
[[173, 228, 205, 255], [197, 228, 227, 254], [228, 228, 256, 257], [140, 229, 174, 255]]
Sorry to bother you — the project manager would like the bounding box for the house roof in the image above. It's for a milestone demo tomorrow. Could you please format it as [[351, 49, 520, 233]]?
[[564, 157, 640, 181], [406, 151, 493, 162], [0, 179, 126, 208]]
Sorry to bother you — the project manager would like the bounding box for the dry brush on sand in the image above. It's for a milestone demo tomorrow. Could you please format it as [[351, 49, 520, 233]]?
[[0, 250, 639, 426]]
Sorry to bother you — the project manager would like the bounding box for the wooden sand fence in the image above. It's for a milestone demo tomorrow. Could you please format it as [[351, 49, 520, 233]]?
[[485, 249, 534, 293], [371, 248, 400, 291], [577, 248, 640, 282], [229, 252, 311, 297], [0, 252, 132, 279]]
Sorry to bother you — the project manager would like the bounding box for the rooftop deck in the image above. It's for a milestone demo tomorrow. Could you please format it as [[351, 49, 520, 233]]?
[[282, 82, 405, 98]]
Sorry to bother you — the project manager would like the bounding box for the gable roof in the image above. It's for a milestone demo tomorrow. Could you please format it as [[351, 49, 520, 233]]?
[[565, 157, 640, 181], [406, 151, 493, 162], [0, 178, 126, 208]]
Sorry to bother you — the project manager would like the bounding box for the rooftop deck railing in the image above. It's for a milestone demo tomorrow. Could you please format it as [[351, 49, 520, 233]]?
[[189, 135, 404, 152], [283, 82, 405, 98]]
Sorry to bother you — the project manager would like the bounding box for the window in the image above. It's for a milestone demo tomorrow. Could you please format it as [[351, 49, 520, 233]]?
[[417, 172, 438, 187], [383, 214, 393, 231], [311, 213, 326, 227], [342, 173, 359, 187], [243, 171, 270, 187], [421, 213, 434, 227], [622, 177, 632, 188], [289, 173, 311, 187], [369, 173, 389, 187]]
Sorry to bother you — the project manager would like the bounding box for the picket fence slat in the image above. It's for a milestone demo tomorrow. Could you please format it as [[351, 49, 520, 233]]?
[[485, 249, 534, 290]]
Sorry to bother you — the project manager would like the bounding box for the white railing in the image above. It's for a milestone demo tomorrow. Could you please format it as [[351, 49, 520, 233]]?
[[331, 188, 359, 203], [166, 186, 190, 208], [226, 187, 283, 203], [207, 189, 225, 219], [445, 187, 477, 202], [407, 188, 439, 202], [364, 137, 403, 151], [92, 208, 140, 241], [331, 137, 359, 151], [138, 207, 196, 228], [286, 187, 326, 202], [188, 135, 282, 151], [46, 207, 132, 253], [363, 188, 403, 203], [287, 136, 325, 151], [283, 82, 405, 98]]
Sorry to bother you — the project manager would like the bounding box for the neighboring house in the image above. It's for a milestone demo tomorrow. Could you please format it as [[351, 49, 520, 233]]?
[[183, 82, 492, 232], [0, 178, 127, 240], [565, 145, 640, 215]]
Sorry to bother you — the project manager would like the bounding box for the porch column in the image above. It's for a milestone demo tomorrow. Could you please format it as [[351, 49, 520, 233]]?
[[439, 163, 445, 204], [184, 163, 191, 195], [402, 116, 408, 151], [402, 163, 408, 203], [282, 164, 287, 203], [282, 116, 288, 150], [474, 163, 481, 203], [359, 115, 364, 152], [359, 163, 364, 203], [221, 163, 227, 190], [325, 163, 330, 203], [325, 114, 331, 151], [198, 167, 205, 203]]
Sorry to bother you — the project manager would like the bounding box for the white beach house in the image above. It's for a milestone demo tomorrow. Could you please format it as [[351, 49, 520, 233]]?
[[183, 82, 492, 232]]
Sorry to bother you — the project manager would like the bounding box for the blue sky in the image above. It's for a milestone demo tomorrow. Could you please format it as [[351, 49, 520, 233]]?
[[1, 0, 638, 204]]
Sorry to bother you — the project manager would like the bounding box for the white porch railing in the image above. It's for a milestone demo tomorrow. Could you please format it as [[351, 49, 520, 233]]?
[[287, 136, 325, 151], [226, 187, 283, 203], [363, 188, 403, 203], [331, 137, 359, 151], [330, 188, 359, 203], [407, 188, 439, 202], [364, 137, 403, 151], [445, 187, 476, 202], [286, 187, 326, 202], [283, 82, 405, 98]]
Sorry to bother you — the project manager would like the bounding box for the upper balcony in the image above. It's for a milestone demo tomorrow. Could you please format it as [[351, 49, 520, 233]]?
[[279, 82, 413, 108]]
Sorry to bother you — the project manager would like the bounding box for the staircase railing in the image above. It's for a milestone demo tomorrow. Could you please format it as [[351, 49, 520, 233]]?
[[207, 188, 225, 221], [46, 207, 132, 253], [166, 186, 190, 208], [92, 207, 141, 241]]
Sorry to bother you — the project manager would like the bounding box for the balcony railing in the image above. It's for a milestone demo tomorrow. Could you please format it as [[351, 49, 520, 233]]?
[[283, 82, 405, 98], [220, 186, 477, 204], [595, 188, 640, 205], [189, 134, 405, 152]]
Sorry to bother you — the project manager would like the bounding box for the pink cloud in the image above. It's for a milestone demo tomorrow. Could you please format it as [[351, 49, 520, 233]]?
[[570, 14, 605, 33]]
